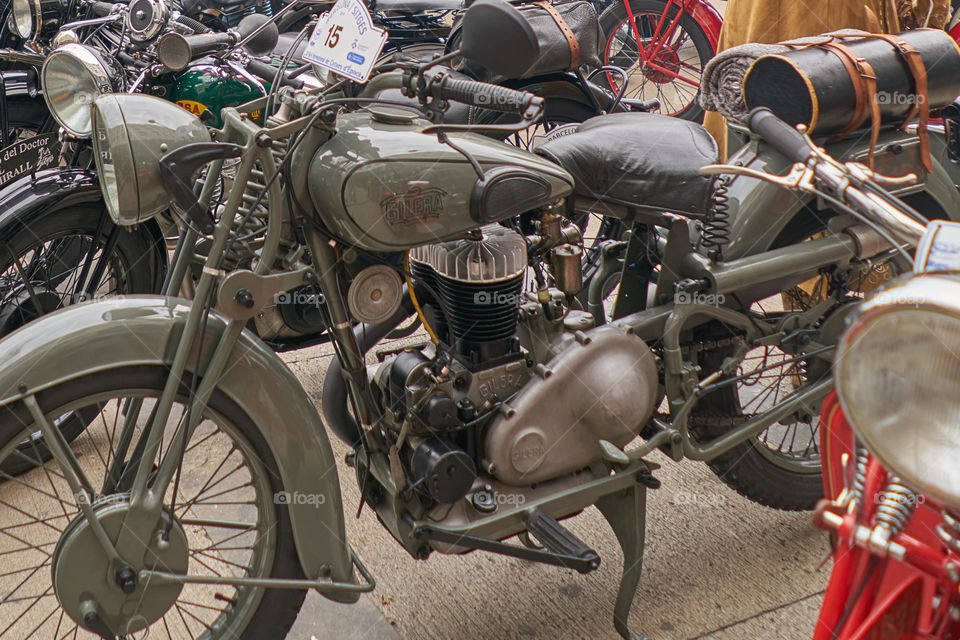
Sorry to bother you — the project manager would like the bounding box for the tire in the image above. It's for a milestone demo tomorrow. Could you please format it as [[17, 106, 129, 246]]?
[[599, 0, 714, 121], [0, 365, 307, 639], [0, 204, 166, 475]]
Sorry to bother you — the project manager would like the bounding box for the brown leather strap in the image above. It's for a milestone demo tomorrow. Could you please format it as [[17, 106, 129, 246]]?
[[821, 42, 882, 168], [535, 1, 580, 70], [869, 33, 932, 172]]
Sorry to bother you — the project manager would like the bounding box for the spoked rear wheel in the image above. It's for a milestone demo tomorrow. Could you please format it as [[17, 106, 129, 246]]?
[[690, 219, 904, 511], [599, 0, 714, 121], [0, 366, 305, 639]]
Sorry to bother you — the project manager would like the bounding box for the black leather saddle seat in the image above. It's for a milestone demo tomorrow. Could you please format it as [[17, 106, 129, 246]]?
[[535, 112, 719, 217]]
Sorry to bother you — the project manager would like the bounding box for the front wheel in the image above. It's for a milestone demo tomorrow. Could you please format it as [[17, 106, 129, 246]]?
[[599, 0, 714, 121], [0, 366, 307, 639]]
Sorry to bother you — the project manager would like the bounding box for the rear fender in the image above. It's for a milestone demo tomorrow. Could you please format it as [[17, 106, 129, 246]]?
[[684, 0, 722, 50], [0, 296, 358, 601]]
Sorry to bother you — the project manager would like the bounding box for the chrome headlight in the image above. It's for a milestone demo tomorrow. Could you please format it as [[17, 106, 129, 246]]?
[[12, 0, 64, 41], [41, 44, 123, 138], [835, 274, 960, 509], [12, 0, 35, 39], [92, 94, 210, 225]]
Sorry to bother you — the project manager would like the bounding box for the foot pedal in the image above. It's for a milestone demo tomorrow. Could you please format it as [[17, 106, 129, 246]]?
[[526, 509, 600, 574]]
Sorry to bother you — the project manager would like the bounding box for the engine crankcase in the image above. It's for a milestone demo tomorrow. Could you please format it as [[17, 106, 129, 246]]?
[[484, 326, 658, 485]]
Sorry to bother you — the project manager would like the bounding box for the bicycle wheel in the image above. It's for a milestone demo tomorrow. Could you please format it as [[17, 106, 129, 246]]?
[[599, 0, 714, 121]]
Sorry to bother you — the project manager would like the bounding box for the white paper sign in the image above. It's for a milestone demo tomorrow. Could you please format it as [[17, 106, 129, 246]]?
[[915, 220, 960, 272], [303, 0, 388, 84]]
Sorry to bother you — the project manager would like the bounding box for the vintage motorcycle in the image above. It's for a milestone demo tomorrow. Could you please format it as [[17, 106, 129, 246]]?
[[0, 2, 953, 637], [0, 0, 650, 353], [812, 219, 960, 638]]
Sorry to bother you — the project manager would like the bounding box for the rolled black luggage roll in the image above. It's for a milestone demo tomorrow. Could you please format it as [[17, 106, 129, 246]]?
[[742, 29, 960, 139]]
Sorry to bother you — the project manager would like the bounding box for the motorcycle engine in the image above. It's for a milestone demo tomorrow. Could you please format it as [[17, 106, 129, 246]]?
[[371, 224, 659, 509], [370, 226, 532, 505]]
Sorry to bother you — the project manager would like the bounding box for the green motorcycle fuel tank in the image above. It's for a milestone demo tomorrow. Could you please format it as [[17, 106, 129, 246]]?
[[166, 65, 266, 128], [309, 109, 575, 252]]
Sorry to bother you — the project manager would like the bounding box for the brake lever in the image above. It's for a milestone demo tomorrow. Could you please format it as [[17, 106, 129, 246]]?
[[844, 161, 918, 188]]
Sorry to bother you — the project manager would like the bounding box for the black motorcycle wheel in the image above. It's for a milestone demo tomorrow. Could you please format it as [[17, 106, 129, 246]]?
[[0, 205, 165, 475], [0, 365, 306, 639], [599, 0, 714, 121]]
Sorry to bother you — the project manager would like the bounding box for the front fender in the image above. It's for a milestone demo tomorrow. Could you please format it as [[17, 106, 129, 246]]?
[[0, 167, 169, 282], [0, 168, 102, 241], [0, 296, 358, 601]]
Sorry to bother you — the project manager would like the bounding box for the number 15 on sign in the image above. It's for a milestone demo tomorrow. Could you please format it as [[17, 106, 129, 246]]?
[[303, 0, 388, 84]]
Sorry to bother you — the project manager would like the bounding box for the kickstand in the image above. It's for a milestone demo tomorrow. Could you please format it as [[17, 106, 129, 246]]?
[[596, 481, 653, 640]]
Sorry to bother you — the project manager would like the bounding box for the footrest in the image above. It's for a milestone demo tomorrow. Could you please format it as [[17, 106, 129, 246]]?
[[527, 509, 600, 574]]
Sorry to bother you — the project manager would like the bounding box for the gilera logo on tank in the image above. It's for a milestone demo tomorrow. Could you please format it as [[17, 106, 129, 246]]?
[[380, 186, 447, 226]]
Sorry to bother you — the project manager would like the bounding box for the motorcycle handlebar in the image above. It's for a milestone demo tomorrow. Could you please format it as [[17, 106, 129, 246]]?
[[747, 108, 813, 164], [89, 1, 116, 16], [245, 58, 304, 89], [428, 74, 543, 115]]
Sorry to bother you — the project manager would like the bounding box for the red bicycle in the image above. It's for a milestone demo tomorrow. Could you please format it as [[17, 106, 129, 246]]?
[[599, 0, 721, 121]]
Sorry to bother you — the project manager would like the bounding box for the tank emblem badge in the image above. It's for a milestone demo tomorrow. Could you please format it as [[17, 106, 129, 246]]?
[[381, 187, 447, 226], [176, 100, 208, 117]]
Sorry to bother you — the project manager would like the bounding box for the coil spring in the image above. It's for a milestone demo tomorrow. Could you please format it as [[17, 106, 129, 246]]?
[[222, 136, 292, 268], [874, 477, 916, 536], [937, 511, 960, 554], [850, 443, 869, 505], [698, 175, 732, 261]]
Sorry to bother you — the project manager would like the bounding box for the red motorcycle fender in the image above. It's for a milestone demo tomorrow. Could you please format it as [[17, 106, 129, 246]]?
[[819, 391, 854, 500], [685, 0, 722, 51]]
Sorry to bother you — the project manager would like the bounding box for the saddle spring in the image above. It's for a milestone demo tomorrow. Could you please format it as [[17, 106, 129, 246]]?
[[697, 174, 732, 261]]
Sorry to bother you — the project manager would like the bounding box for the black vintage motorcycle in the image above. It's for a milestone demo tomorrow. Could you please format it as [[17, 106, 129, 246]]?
[[0, 1, 951, 639]]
